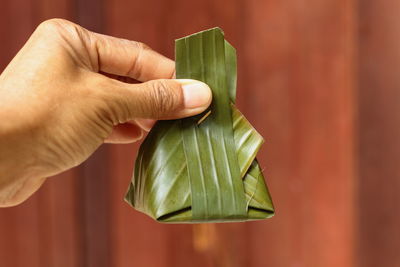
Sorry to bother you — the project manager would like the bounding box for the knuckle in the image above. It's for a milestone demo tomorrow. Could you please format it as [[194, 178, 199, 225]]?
[[85, 77, 134, 124], [125, 41, 152, 78], [133, 41, 151, 51], [35, 19, 83, 42], [148, 80, 181, 117], [36, 18, 71, 35], [89, 78, 124, 124]]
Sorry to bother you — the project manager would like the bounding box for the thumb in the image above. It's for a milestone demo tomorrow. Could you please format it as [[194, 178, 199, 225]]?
[[106, 78, 212, 121]]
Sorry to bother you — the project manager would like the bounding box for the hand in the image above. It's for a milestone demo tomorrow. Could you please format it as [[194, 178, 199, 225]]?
[[0, 19, 212, 207]]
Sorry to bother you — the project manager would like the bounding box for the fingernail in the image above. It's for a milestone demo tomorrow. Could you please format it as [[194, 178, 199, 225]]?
[[178, 79, 212, 110]]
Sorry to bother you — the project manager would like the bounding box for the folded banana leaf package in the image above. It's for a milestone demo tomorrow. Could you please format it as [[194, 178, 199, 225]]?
[[125, 28, 274, 223]]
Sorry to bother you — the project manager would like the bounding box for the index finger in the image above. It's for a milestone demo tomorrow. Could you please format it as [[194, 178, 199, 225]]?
[[88, 31, 175, 81]]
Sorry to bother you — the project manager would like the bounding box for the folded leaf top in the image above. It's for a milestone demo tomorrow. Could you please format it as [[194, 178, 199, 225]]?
[[125, 28, 274, 223]]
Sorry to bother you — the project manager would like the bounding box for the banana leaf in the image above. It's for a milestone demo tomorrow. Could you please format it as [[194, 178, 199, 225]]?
[[125, 28, 274, 223]]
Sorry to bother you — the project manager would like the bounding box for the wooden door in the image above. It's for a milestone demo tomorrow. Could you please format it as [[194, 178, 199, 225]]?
[[0, 0, 398, 266]]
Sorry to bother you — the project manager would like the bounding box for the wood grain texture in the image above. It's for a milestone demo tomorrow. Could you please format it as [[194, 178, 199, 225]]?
[[0, 2, 41, 265], [242, 0, 358, 266], [35, 170, 85, 267], [0, 0, 398, 266], [358, 0, 400, 266], [109, 145, 171, 267], [0, 1, 106, 267], [74, 1, 112, 266], [0, 1, 84, 267]]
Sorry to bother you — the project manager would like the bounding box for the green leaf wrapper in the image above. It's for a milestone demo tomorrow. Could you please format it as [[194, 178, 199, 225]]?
[[125, 28, 274, 223]]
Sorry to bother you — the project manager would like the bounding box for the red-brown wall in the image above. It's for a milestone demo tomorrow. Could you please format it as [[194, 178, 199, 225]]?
[[0, 0, 398, 266]]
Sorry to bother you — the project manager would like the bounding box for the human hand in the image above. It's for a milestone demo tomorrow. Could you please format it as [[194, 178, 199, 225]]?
[[0, 19, 212, 207]]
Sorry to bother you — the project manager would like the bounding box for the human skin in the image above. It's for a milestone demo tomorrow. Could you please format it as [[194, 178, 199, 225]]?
[[0, 19, 212, 207]]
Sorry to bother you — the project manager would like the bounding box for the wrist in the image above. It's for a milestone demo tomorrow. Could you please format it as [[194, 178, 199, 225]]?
[[0, 114, 41, 193]]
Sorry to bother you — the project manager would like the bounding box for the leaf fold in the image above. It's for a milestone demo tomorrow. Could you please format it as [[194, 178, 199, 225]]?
[[125, 28, 274, 223]]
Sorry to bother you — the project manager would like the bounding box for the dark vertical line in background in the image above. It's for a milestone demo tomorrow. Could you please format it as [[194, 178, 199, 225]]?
[[358, 0, 400, 266], [235, 1, 251, 264], [73, 0, 110, 267], [158, 0, 175, 58], [79, 146, 112, 267], [74, 0, 104, 32]]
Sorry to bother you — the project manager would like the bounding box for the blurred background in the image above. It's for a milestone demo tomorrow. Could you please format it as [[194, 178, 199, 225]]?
[[1, 0, 399, 266]]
